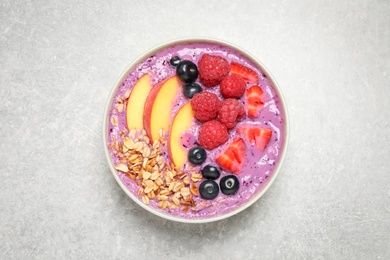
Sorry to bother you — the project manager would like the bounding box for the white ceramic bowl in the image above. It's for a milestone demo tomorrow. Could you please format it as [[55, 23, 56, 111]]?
[[103, 38, 289, 223]]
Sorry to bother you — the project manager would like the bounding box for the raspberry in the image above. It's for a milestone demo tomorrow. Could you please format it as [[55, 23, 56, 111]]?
[[198, 54, 230, 87], [190, 92, 220, 122], [217, 99, 245, 129], [220, 75, 246, 98], [198, 120, 229, 150]]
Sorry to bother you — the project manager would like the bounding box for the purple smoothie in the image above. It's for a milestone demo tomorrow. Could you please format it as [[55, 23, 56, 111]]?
[[106, 42, 286, 220]]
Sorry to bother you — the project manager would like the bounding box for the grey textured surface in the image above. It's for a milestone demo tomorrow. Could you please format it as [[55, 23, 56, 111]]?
[[1, 0, 389, 259]]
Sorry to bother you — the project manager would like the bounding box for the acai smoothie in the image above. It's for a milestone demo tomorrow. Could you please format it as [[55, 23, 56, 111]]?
[[106, 40, 286, 220]]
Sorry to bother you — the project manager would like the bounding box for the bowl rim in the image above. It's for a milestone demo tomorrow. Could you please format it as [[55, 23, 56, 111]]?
[[102, 37, 289, 224]]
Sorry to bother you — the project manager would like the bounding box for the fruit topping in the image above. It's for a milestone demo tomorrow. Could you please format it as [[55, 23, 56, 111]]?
[[201, 165, 221, 180], [245, 85, 264, 118], [230, 62, 259, 84], [220, 175, 240, 195], [220, 74, 246, 98], [190, 92, 220, 122], [143, 76, 181, 142], [198, 120, 229, 150], [217, 98, 245, 129], [183, 82, 203, 99], [188, 146, 207, 165], [168, 102, 195, 168], [236, 126, 272, 151], [176, 60, 199, 83], [216, 138, 247, 174], [170, 56, 181, 67], [198, 54, 230, 87], [126, 74, 151, 131], [199, 180, 219, 200]]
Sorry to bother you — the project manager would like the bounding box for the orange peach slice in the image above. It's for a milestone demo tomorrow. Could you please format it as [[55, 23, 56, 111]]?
[[143, 76, 181, 142], [126, 74, 151, 130], [168, 102, 195, 168]]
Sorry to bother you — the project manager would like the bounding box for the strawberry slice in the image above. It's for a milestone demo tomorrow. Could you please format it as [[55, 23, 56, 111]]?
[[216, 138, 247, 174], [230, 62, 259, 84], [236, 126, 272, 151], [245, 85, 264, 118]]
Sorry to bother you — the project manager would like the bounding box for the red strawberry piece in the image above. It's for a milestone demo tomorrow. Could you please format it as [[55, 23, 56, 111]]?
[[190, 92, 220, 122], [236, 126, 272, 151], [220, 74, 246, 98], [198, 54, 230, 87], [216, 138, 247, 174], [217, 99, 245, 129], [198, 120, 229, 150], [230, 62, 259, 84], [245, 85, 264, 118]]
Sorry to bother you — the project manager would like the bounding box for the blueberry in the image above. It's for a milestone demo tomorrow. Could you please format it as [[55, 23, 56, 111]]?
[[201, 165, 220, 180], [176, 60, 198, 83], [199, 180, 219, 200], [183, 83, 202, 99], [170, 56, 181, 67], [188, 146, 207, 165], [220, 175, 240, 195]]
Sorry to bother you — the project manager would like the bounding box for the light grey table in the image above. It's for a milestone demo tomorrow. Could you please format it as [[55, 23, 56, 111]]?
[[1, 1, 389, 259]]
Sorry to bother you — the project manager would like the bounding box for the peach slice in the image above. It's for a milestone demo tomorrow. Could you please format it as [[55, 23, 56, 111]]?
[[168, 102, 195, 168], [126, 74, 151, 130], [143, 76, 181, 142]]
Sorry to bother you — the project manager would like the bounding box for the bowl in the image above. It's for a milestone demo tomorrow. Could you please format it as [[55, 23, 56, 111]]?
[[103, 38, 289, 223]]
